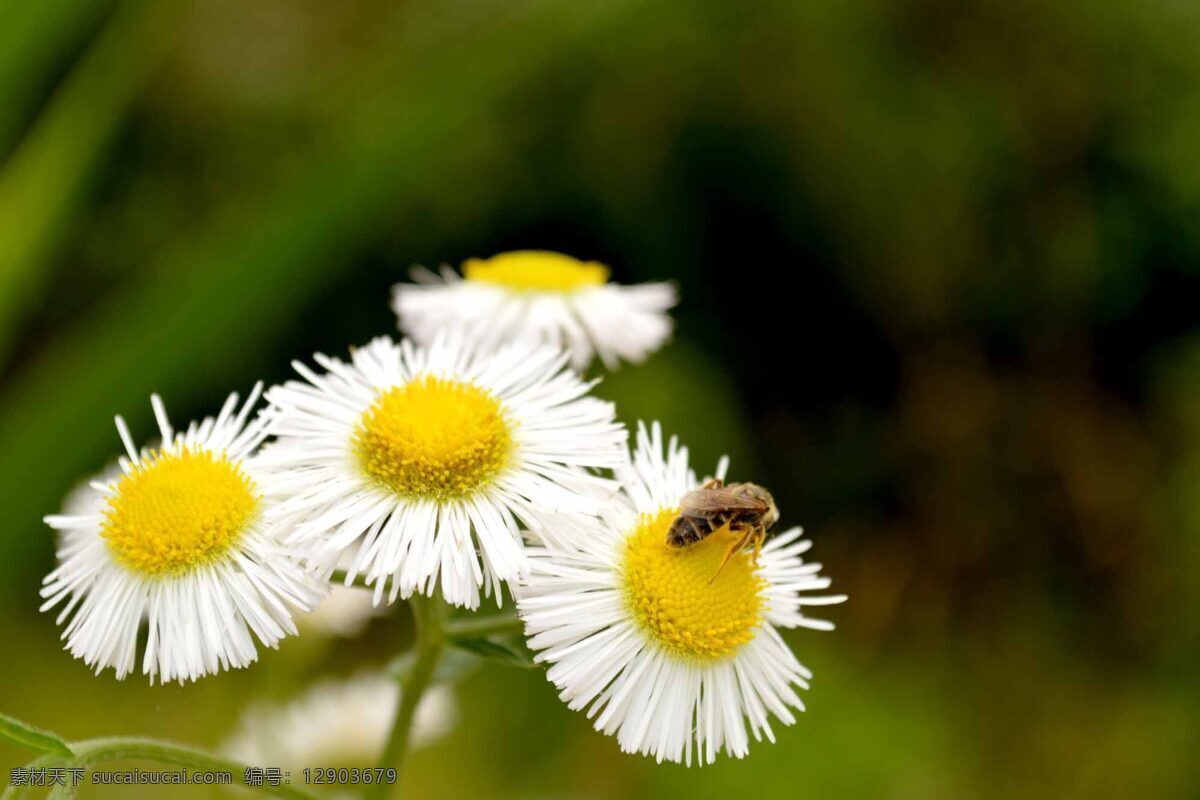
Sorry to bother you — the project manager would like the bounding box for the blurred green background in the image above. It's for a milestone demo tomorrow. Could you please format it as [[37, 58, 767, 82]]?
[[2, 0, 1200, 796]]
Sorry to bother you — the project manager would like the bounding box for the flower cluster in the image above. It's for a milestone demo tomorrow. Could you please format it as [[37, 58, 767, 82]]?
[[42, 250, 844, 765]]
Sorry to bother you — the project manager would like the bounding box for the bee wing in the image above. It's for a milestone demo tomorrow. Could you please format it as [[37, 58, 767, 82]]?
[[679, 487, 768, 514]]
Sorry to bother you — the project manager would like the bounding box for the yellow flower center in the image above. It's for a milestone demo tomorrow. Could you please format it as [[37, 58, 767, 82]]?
[[622, 508, 765, 661], [353, 375, 513, 501], [463, 250, 610, 292], [102, 448, 259, 577]]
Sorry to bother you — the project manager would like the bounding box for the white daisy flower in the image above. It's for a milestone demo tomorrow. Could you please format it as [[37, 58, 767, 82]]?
[[259, 334, 626, 610], [392, 250, 677, 372], [40, 387, 324, 684], [517, 422, 847, 765], [222, 672, 456, 770]]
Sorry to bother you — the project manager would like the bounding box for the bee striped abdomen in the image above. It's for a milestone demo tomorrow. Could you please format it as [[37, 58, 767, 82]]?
[[666, 512, 731, 548]]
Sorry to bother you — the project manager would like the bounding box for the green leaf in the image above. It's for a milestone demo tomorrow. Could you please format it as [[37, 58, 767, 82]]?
[[0, 712, 73, 757], [449, 636, 540, 669]]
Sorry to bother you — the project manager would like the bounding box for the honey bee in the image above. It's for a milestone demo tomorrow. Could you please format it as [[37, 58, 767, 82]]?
[[666, 478, 780, 582]]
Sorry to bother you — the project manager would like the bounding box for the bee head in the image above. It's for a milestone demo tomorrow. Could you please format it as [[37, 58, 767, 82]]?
[[745, 483, 779, 530]]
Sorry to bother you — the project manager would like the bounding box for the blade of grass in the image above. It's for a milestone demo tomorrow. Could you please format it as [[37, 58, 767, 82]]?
[[0, 0, 186, 367], [0, 0, 112, 156]]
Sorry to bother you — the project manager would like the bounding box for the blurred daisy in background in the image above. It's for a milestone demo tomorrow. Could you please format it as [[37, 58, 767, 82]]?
[[299, 584, 389, 638], [518, 422, 847, 765], [299, 554, 390, 637], [222, 672, 456, 773], [41, 388, 323, 684], [260, 334, 626, 609], [392, 250, 677, 372]]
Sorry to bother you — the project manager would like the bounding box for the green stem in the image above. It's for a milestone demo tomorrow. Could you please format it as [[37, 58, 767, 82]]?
[[4, 737, 316, 799], [1, 753, 56, 800], [366, 595, 445, 800], [443, 612, 523, 639]]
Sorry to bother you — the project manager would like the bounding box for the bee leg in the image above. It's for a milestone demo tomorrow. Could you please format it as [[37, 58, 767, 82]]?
[[708, 527, 756, 584]]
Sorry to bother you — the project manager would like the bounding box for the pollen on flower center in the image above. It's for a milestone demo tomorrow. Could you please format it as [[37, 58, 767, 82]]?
[[102, 448, 259, 577], [353, 375, 513, 501], [622, 508, 765, 661], [463, 250, 610, 292]]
